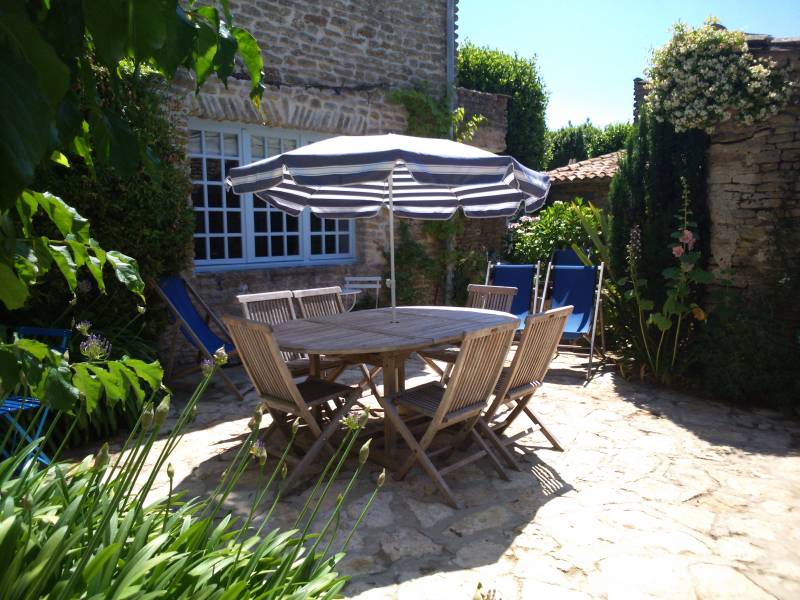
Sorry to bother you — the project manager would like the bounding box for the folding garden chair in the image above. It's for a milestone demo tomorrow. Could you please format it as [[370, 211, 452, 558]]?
[[418, 284, 517, 380], [541, 249, 605, 380], [1, 327, 72, 468], [486, 262, 542, 327], [342, 276, 382, 310], [293, 287, 382, 399], [222, 315, 360, 494], [382, 321, 517, 508], [156, 276, 246, 399], [237, 290, 344, 378], [473, 307, 573, 471]]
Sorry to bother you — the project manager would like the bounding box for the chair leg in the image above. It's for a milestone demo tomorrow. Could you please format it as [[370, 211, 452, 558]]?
[[418, 354, 444, 377], [469, 429, 509, 481], [522, 407, 564, 451], [280, 393, 359, 495], [322, 364, 346, 382], [382, 401, 460, 509], [440, 362, 454, 385], [358, 364, 383, 401], [476, 418, 521, 471]]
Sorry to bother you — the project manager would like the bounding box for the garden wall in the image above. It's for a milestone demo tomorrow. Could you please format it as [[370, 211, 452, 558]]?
[[706, 38, 800, 293]]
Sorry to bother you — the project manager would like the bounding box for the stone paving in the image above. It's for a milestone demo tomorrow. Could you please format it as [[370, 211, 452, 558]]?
[[117, 353, 800, 599]]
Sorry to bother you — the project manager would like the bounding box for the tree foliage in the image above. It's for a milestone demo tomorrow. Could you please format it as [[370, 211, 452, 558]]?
[[457, 41, 548, 169], [546, 120, 633, 170]]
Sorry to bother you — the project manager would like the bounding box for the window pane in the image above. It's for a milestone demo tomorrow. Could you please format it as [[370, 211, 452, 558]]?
[[286, 215, 299, 232], [224, 159, 239, 176], [283, 138, 298, 151], [190, 158, 203, 180], [188, 130, 202, 154], [339, 220, 350, 232], [225, 188, 239, 208], [251, 136, 265, 159], [191, 185, 204, 207], [271, 236, 284, 256], [287, 236, 299, 256], [269, 211, 284, 232], [209, 237, 225, 259], [325, 235, 336, 254], [194, 212, 205, 233], [194, 237, 207, 260], [207, 185, 222, 207], [338, 235, 349, 254], [205, 131, 221, 155], [254, 211, 267, 232], [267, 137, 281, 156], [223, 134, 238, 156], [310, 215, 321, 232], [323, 219, 335, 231], [310, 236, 322, 254], [228, 237, 242, 258], [206, 158, 222, 181], [227, 212, 241, 233], [208, 211, 224, 233], [254, 236, 268, 257]]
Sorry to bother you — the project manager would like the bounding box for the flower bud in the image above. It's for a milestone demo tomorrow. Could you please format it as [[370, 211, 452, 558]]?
[[142, 403, 155, 430], [21, 494, 33, 511], [377, 468, 386, 487], [137, 305, 146, 315], [154, 395, 171, 427], [358, 439, 371, 465], [291, 417, 300, 435], [280, 462, 288, 480], [213, 347, 229, 366], [92, 443, 110, 471], [189, 403, 198, 422], [248, 406, 263, 433]]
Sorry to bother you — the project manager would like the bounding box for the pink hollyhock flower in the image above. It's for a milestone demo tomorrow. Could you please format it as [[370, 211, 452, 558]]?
[[672, 245, 685, 258], [679, 229, 695, 249]]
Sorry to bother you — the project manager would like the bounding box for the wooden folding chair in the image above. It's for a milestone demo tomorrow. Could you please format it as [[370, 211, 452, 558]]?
[[237, 290, 344, 378], [292, 287, 382, 400], [342, 276, 382, 310], [418, 283, 517, 380], [222, 315, 361, 494], [383, 321, 516, 508], [477, 306, 573, 471]]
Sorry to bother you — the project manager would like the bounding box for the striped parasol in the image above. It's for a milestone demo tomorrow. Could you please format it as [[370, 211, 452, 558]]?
[[227, 133, 550, 320]]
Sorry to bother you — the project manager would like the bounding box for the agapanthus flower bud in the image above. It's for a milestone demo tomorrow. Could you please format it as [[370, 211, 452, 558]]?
[[167, 463, 175, 480], [280, 462, 288, 480], [213, 347, 229, 366], [92, 443, 110, 471], [154, 395, 171, 427], [358, 439, 371, 465], [248, 408, 262, 433], [80, 334, 111, 361], [142, 403, 155, 430], [249, 439, 268, 465], [137, 305, 146, 315], [377, 468, 386, 487], [75, 320, 92, 336], [189, 403, 198, 422], [200, 358, 215, 378], [21, 495, 33, 511], [291, 417, 300, 435]]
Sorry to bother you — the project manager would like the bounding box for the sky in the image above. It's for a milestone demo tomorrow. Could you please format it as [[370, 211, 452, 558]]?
[[457, 0, 800, 129]]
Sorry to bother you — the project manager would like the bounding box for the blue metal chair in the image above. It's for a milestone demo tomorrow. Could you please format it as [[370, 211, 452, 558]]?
[[156, 276, 245, 400], [486, 262, 542, 329], [1, 327, 72, 467], [542, 249, 606, 380]]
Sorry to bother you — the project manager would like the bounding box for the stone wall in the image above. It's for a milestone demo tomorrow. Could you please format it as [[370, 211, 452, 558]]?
[[706, 39, 800, 293], [456, 87, 509, 153], [547, 179, 612, 209]]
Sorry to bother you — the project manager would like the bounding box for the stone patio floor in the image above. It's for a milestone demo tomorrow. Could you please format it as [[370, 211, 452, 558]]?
[[110, 353, 800, 599]]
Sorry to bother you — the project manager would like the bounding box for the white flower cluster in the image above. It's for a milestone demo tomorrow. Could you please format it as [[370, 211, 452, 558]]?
[[645, 19, 795, 133]]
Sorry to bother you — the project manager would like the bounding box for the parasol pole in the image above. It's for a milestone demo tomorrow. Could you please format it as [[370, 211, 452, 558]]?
[[388, 165, 397, 323]]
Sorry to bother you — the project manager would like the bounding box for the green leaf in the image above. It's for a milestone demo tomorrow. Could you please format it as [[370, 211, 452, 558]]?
[[648, 312, 673, 332], [688, 269, 714, 284], [83, 0, 128, 66], [127, 0, 168, 58], [47, 244, 77, 291], [122, 359, 163, 391], [13, 338, 51, 361], [109, 362, 144, 403], [154, 6, 195, 76], [15, 192, 38, 236], [66, 239, 89, 268], [638, 298, 655, 311], [212, 20, 237, 82], [73, 363, 103, 413], [0, 263, 29, 309], [0, 348, 20, 396], [87, 364, 125, 404], [106, 251, 144, 297], [193, 19, 218, 88], [37, 192, 91, 241], [86, 239, 107, 293], [50, 151, 70, 167], [43, 364, 80, 411]]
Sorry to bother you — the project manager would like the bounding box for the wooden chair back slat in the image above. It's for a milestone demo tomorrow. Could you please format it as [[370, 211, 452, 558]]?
[[222, 316, 308, 416], [496, 306, 572, 405], [438, 322, 516, 418], [237, 290, 302, 361], [465, 284, 517, 313], [293, 286, 345, 318]]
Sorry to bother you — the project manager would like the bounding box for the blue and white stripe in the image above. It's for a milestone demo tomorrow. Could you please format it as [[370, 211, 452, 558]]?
[[227, 134, 550, 220]]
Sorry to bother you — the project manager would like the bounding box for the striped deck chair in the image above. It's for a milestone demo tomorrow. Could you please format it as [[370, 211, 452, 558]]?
[[156, 276, 246, 399], [1, 327, 72, 467]]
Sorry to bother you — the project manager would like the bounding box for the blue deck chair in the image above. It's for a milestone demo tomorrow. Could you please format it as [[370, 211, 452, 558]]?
[[487, 263, 542, 329], [542, 249, 606, 380], [1, 327, 72, 467], [156, 276, 246, 400]]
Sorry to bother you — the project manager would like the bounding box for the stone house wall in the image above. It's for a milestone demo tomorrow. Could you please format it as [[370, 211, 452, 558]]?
[[547, 179, 612, 209], [163, 0, 510, 363], [706, 38, 800, 294]]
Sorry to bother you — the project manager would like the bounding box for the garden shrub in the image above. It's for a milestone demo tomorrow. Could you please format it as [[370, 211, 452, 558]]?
[[546, 120, 633, 170], [506, 199, 602, 264], [457, 41, 548, 169]]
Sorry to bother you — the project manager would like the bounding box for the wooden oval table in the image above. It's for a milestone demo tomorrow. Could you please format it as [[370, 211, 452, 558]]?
[[272, 306, 518, 458]]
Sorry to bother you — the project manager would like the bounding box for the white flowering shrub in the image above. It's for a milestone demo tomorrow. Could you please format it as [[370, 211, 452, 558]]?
[[646, 18, 795, 133]]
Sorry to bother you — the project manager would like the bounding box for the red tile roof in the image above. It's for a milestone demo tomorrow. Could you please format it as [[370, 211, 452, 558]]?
[[546, 151, 623, 183]]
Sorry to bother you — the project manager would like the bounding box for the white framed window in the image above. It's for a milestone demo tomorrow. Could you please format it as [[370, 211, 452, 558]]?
[[188, 121, 356, 271]]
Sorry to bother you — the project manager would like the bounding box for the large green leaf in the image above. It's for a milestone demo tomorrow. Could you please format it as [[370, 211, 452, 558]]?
[[73, 363, 103, 414], [87, 364, 125, 404], [154, 6, 195, 76], [47, 244, 78, 291], [36, 191, 91, 242], [0, 348, 21, 397], [106, 251, 145, 297], [231, 27, 264, 105], [83, 0, 128, 66], [0, 263, 29, 309], [43, 364, 81, 411], [127, 0, 168, 58], [122, 359, 163, 391], [212, 20, 237, 82], [193, 19, 219, 88]]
